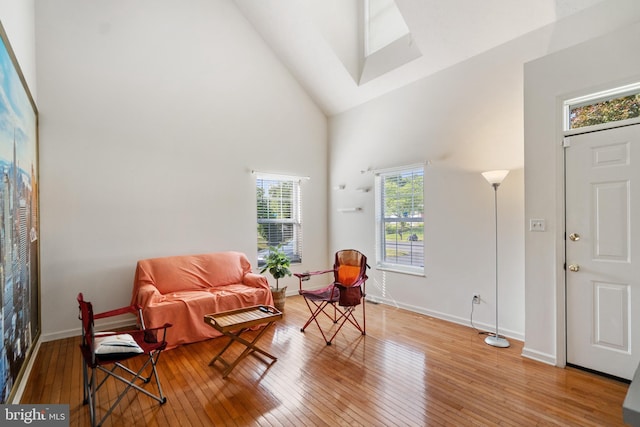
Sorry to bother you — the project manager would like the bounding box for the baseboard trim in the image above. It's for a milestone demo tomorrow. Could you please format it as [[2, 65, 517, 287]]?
[[366, 295, 525, 342], [521, 346, 557, 366], [41, 318, 136, 343]]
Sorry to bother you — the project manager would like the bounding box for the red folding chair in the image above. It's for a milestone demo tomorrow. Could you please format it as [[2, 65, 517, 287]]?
[[297, 249, 369, 345], [77, 293, 171, 427]]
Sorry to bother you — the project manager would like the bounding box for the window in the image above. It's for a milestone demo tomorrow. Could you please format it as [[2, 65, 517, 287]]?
[[256, 173, 302, 268], [360, 0, 421, 85], [565, 82, 640, 131], [365, 0, 410, 57], [375, 165, 424, 274]]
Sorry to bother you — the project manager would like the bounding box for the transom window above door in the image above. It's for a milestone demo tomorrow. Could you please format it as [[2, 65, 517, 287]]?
[[565, 82, 640, 132]]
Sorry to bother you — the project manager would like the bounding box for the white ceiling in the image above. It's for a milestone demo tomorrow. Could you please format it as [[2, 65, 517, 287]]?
[[234, 0, 607, 116]]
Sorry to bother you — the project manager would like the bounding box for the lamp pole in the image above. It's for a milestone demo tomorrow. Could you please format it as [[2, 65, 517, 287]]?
[[482, 170, 510, 348]]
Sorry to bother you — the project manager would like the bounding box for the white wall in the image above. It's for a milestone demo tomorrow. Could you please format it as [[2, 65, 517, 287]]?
[[329, 47, 527, 339], [328, 0, 640, 344], [34, 0, 328, 340], [23, 0, 640, 355], [524, 22, 640, 365]]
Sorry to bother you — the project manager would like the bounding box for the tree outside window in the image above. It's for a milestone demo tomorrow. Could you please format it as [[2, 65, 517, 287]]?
[[570, 93, 640, 129]]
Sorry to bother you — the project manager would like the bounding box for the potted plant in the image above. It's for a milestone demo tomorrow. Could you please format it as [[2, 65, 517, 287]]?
[[260, 244, 291, 312]]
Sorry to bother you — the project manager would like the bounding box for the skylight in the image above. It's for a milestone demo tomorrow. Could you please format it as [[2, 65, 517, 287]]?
[[359, 0, 421, 85], [365, 0, 410, 57]]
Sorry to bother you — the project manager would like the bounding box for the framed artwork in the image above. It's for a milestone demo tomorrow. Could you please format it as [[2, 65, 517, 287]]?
[[0, 22, 40, 403]]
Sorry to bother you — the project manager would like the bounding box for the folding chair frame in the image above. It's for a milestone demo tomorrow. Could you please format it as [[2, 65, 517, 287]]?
[[77, 293, 171, 427], [297, 250, 369, 345]]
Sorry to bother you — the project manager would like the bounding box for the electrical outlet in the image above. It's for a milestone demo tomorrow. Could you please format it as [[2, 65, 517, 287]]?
[[529, 218, 546, 232], [472, 294, 480, 304]]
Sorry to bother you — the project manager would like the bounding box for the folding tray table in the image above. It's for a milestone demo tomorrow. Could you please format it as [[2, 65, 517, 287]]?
[[204, 305, 282, 378]]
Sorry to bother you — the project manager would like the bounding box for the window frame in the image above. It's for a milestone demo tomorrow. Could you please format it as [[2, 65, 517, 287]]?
[[255, 173, 303, 268], [374, 164, 425, 276], [564, 82, 640, 135]]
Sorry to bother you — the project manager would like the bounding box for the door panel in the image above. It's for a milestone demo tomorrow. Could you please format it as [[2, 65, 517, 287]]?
[[593, 180, 628, 261], [593, 281, 628, 352], [566, 124, 639, 380]]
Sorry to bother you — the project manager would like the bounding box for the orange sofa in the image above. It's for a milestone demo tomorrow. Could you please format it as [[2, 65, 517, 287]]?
[[131, 251, 274, 349]]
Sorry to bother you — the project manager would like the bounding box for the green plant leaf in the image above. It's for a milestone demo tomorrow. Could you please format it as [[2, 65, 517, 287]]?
[[259, 244, 292, 290]]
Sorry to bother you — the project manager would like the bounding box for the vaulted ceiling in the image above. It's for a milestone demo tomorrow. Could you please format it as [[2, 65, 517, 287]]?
[[234, 0, 606, 116]]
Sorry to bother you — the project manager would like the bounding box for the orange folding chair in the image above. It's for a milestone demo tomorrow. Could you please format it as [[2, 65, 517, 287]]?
[[296, 249, 369, 345], [77, 293, 171, 427]]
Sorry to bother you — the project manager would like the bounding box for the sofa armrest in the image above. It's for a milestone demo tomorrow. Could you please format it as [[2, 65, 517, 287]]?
[[243, 273, 271, 290], [131, 283, 163, 309]]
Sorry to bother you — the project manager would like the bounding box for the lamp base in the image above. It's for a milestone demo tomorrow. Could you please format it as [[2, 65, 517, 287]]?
[[485, 334, 510, 348]]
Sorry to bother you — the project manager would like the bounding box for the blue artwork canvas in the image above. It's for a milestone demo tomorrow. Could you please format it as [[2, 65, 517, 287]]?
[[0, 24, 39, 403]]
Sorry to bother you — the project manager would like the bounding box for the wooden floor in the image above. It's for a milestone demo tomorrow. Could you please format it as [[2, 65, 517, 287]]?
[[22, 296, 629, 426]]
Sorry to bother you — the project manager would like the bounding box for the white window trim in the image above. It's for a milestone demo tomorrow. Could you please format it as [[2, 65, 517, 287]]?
[[255, 172, 303, 267], [374, 164, 425, 276], [563, 81, 640, 133]]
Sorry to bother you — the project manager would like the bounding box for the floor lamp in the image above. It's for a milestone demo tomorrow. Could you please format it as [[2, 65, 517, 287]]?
[[482, 169, 510, 348]]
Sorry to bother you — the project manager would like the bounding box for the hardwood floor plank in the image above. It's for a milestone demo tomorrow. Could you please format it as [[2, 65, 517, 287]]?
[[22, 296, 629, 426]]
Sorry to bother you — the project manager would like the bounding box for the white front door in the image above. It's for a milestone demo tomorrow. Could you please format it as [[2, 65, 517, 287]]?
[[565, 124, 640, 380]]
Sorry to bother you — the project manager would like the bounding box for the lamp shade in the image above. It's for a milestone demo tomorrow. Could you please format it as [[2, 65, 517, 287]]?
[[482, 170, 509, 186]]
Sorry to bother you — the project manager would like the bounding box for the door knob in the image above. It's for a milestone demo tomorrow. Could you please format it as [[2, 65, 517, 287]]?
[[569, 233, 580, 241], [568, 264, 580, 272]]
